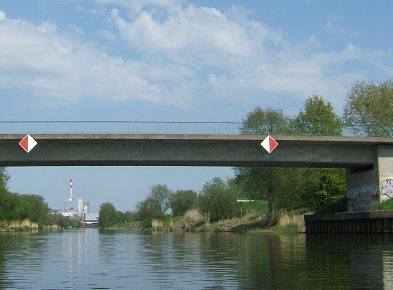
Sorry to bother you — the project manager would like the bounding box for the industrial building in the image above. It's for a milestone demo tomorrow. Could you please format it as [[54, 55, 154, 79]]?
[[57, 179, 99, 226]]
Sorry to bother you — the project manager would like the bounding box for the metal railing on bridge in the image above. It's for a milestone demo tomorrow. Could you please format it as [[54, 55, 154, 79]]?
[[0, 121, 391, 137]]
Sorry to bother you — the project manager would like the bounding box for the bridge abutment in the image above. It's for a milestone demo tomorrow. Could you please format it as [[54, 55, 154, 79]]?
[[347, 145, 393, 212]]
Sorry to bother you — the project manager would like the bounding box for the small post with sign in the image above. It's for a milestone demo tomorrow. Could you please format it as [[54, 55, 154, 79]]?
[[237, 198, 254, 221]]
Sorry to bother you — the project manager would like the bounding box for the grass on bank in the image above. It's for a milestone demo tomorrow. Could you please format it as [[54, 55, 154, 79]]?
[[180, 201, 309, 234], [271, 211, 309, 234], [370, 198, 393, 211], [112, 200, 306, 233], [312, 196, 393, 214], [112, 198, 361, 233]]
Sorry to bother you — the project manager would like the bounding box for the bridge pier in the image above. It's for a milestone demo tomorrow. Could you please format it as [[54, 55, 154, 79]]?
[[346, 145, 393, 212]]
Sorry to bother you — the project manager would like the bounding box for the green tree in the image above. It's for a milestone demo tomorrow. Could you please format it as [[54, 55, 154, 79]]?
[[116, 211, 126, 223], [170, 190, 197, 216], [299, 168, 346, 209], [0, 167, 11, 221], [47, 212, 62, 228], [274, 167, 304, 210], [136, 184, 173, 227], [197, 177, 240, 223], [136, 197, 161, 227], [21, 194, 49, 227], [294, 94, 344, 136], [0, 169, 51, 227], [293, 95, 346, 209], [343, 79, 393, 136], [149, 184, 172, 215], [98, 202, 117, 229], [236, 107, 290, 222], [0, 192, 30, 222], [57, 215, 75, 229], [240, 107, 291, 135], [124, 210, 139, 222], [0, 167, 10, 192]]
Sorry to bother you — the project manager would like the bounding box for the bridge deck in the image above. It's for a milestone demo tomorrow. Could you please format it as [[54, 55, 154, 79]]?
[[1, 134, 392, 168]]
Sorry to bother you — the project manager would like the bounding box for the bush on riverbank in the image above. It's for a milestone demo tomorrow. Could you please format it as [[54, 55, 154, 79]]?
[[314, 197, 347, 214], [370, 198, 393, 211]]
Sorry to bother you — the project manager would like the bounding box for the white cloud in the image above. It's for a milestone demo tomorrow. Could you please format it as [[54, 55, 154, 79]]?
[[0, 13, 183, 107], [0, 10, 6, 21], [70, 24, 85, 35], [97, 30, 117, 41], [95, 0, 182, 10], [39, 21, 58, 34], [108, 4, 383, 108], [325, 15, 366, 38], [110, 5, 281, 68], [0, 4, 391, 114]]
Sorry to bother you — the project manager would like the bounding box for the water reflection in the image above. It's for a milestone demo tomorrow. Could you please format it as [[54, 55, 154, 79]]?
[[0, 230, 392, 289]]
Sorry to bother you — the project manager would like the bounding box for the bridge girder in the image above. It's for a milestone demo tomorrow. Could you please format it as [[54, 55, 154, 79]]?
[[0, 134, 389, 169]]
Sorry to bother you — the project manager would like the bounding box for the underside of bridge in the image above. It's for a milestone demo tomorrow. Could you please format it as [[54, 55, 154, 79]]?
[[1, 134, 393, 212]]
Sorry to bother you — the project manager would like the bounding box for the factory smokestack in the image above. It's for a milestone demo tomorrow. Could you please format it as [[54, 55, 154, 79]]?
[[69, 178, 73, 201]]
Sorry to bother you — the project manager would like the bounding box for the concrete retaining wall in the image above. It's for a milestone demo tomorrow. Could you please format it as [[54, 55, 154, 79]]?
[[305, 211, 393, 233]]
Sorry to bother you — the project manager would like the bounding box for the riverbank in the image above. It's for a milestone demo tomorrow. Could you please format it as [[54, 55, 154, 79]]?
[[111, 210, 307, 234]]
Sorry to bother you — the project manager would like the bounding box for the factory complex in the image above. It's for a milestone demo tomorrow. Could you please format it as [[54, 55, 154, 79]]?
[[55, 179, 99, 226]]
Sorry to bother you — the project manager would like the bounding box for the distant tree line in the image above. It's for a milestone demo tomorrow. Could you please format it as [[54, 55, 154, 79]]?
[[0, 168, 49, 228]]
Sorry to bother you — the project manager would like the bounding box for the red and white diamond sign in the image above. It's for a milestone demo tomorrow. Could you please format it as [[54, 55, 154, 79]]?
[[261, 135, 278, 153], [19, 134, 37, 153]]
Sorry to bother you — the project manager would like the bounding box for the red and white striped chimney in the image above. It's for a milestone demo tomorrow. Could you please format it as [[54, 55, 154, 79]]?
[[69, 178, 73, 201]]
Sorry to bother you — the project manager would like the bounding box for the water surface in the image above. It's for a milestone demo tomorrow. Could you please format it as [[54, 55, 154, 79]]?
[[0, 229, 392, 289]]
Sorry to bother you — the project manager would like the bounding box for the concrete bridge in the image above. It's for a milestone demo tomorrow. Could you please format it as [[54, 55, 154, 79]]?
[[0, 121, 393, 212]]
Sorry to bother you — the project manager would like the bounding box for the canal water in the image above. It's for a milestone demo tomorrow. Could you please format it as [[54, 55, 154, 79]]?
[[0, 229, 393, 289]]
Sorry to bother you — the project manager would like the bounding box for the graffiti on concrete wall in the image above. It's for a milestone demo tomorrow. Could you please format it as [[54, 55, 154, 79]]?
[[381, 178, 393, 202], [348, 178, 393, 212], [347, 186, 379, 212]]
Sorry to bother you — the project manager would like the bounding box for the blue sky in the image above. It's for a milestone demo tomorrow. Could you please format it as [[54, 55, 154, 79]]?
[[1, 0, 392, 212]]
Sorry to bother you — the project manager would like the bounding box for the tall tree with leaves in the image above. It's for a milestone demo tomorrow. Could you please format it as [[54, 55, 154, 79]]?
[[170, 190, 197, 216], [136, 197, 162, 227], [343, 79, 393, 136], [235, 107, 290, 222], [197, 177, 240, 223], [294, 95, 346, 209], [98, 202, 117, 229], [0, 167, 10, 192], [21, 194, 49, 227], [240, 107, 290, 136], [136, 184, 173, 227], [294, 94, 344, 136], [149, 184, 172, 216], [299, 168, 346, 209]]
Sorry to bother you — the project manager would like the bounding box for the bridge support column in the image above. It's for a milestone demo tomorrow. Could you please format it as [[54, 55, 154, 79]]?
[[347, 145, 393, 212]]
